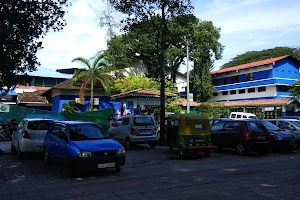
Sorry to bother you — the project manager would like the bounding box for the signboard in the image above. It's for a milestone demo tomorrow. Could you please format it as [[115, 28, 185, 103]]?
[[0, 104, 10, 113], [138, 98, 161, 105]]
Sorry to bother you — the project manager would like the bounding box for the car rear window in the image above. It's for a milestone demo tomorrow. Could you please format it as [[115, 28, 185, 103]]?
[[27, 120, 53, 130], [134, 117, 154, 126], [247, 122, 267, 133]]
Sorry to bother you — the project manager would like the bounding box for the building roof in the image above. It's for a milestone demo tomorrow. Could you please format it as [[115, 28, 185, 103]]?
[[211, 56, 289, 75], [56, 68, 79, 75], [18, 91, 48, 103], [16, 85, 50, 91], [220, 98, 297, 107], [17, 66, 72, 79], [175, 99, 200, 107], [111, 89, 176, 99]]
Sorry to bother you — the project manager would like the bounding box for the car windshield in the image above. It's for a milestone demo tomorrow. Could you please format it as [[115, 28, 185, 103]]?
[[27, 120, 53, 130], [69, 124, 109, 141], [261, 120, 281, 131], [290, 121, 300, 128], [134, 117, 154, 126]]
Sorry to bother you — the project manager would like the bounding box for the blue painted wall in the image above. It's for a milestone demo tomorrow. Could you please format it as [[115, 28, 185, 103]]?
[[253, 69, 272, 80], [273, 59, 299, 79]]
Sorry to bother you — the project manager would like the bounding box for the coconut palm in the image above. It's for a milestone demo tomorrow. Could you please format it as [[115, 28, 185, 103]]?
[[72, 53, 113, 110]]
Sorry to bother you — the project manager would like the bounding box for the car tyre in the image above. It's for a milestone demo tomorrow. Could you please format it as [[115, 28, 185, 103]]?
[[236, 144, 248, 156], [115, 166, 121, 173], [179, 148, 190, 159], [11, 144, 17, 154], [44, 148, 52, 165], [124, 138, 132, 150]]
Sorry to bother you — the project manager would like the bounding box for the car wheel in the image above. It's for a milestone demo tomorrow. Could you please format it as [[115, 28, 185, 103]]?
[[204, 149, 212, 156], [44, 148, 52, 165], [236, 144, 247, 156], [17, 143, 24, 159], [149, 143, 157, 149], [115, 166, 121, 173], [124, 138, 131, 150], [179, 148, 190, 159], [11, 144, 17, 154]]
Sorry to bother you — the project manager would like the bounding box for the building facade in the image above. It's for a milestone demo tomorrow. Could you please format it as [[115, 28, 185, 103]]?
[[211, 56, 300, 117]]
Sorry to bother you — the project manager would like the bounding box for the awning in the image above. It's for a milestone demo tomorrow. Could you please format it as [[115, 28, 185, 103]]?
[[0, 90, 18, 96]]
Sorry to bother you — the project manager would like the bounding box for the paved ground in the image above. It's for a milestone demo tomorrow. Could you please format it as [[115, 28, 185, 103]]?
[[0, 143, 300, 200]]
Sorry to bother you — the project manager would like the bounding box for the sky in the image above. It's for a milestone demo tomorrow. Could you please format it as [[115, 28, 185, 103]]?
[[37, 0, 300, 73]]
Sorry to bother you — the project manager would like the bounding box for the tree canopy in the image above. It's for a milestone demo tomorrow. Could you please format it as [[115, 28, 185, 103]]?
[[1, 0, 70, 90], [289, 80, 300, 98], [221, 47, 300, 69]]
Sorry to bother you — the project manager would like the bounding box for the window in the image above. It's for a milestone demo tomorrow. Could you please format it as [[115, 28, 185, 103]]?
[[211, 122, 225, 131], [69, 124, 109, 141], [58, 125, 67, 141], [258, 87, 266, 92], [247, 122, 267, 133], [223, 122, 240, 131], [134, 117, 154, 126], [236, 115, 242, 119], [239, 89, 245, 94], [122, 118, 130, 125], [248, 88, 255, 93], [50, 124, 60, 137], [222, 91, 228, 95], [246, 73, 253, 81], [232, 76, 239, 83], [277, 85, 292, 92], [221, 78, 227, 85], [278, 121, 290, 129], [230, 90, 236, 95], [243, 115, 247, 118], [27, 120, 53, 130], [231, 114, 236, 118]]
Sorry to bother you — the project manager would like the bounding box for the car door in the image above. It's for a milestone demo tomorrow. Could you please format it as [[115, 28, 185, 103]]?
[[12, 120, 24, 148], [121, 117, 130, 141], [211, 121, 225, 147], [56, 124, 69, 163], [223, 121, 240, 148], [112, 118, 123, 141], [47, 124, 60, 159]]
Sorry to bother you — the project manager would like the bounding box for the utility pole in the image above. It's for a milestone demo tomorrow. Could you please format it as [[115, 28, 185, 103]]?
[[185, 37, 190, 113]]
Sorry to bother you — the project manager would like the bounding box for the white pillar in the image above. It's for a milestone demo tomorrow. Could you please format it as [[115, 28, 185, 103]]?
[[243, 107, 246, 112]]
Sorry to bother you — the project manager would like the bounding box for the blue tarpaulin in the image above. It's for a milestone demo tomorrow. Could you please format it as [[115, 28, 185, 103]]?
[[0, 90, 18, 96]]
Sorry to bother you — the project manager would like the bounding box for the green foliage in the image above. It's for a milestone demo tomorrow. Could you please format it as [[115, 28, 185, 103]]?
[[113, 76, 177, 93], [1, 0, 70, 90], [197, 101, 227, 118], [221, 47, 300, 69], [289, 79, 300, 98], [72, 52, 114, 110], [61, 101, 79, 115], [166, 99, 184, 114]]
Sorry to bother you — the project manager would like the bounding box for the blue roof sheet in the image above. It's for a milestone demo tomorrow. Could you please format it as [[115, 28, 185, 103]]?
[[18, 67, 72, 79], [0, 90, 18, 96]]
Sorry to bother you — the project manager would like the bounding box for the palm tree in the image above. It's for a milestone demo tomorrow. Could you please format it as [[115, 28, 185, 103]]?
[[72, 53, 113, 110]]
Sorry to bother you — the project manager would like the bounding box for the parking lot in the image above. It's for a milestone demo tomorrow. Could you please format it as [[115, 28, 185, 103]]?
[[0, 144, 300, 200]]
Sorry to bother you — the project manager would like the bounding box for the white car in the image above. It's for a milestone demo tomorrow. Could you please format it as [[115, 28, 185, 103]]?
[[11, 118, 53, 157], [229, 112, 257, 120]]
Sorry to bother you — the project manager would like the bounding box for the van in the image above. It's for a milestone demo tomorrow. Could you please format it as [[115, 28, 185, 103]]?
[[229, 112, 257, 120]]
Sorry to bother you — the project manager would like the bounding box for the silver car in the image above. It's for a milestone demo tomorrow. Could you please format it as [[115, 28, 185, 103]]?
[[267, 119, 300, 145], [109, 115, 157, 149], [11, 118, 54, 157]]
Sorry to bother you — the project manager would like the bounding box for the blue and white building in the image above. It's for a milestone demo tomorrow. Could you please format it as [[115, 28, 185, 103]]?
[[211, 56, 300, 117]]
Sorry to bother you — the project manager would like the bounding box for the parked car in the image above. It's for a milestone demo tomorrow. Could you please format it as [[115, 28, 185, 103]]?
[[108, 115, 157, 149], [229, 112, 257, 120], [260, 120, 297, 153], [267, 119, 300, 145], [211, 120, 270, 155], [277, 116, 300, 120], [44, 121, 125, 176], [11, 118, 54, 157]]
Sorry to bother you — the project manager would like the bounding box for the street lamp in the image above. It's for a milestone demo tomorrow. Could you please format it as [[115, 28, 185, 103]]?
[[185, 36, 190, 113]]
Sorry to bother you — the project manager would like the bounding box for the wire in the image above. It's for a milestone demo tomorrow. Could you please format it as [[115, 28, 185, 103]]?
[[226, 22, 300, 48]]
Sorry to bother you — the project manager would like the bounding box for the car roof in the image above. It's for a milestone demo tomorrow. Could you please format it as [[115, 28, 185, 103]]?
[[268, 119, 299, 121], [24, 118, 54, 121], [230, 112, 256, 116], [216, 119, 261, 123], [53, 121, 97, 125]]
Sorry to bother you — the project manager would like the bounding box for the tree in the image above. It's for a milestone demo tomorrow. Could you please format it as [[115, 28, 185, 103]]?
[[221, 47, 300, 69], [289, 80, 300, 98], [72, 53, 114, 110], [60, 101, 79, 115], [1, 0, 70, 91], [113, 76, 177, 93], [166, 98, 184, 114], [197, 101, 227, 118], [109, 0, 193, 142]]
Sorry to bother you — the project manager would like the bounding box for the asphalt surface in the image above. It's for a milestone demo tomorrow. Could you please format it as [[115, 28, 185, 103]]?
[[0, 143, 300, 200]]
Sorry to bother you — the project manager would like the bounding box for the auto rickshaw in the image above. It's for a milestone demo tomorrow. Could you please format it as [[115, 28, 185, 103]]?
[[165, 114, 212, 158]]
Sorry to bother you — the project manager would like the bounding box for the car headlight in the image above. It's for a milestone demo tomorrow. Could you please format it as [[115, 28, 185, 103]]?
[[78, 151, 92, 158], [117, 147, 125, 155]]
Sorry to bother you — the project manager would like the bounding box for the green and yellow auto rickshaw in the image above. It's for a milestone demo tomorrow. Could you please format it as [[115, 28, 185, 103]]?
[[166, 114, 212, 158]]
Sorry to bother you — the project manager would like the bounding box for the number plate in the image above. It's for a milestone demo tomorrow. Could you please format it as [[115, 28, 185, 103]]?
[[257, 136, 266, 140], [98, 163, 115, 168]]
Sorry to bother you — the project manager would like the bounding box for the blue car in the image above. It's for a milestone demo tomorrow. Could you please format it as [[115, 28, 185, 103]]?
[[44, 121, 125, 176]]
